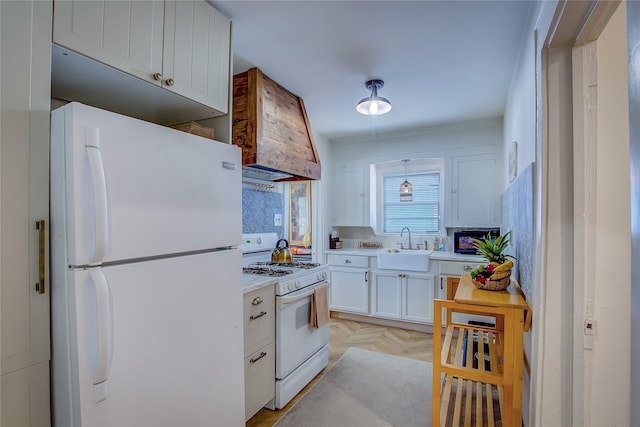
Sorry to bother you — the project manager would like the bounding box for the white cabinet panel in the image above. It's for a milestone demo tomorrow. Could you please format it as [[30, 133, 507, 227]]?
[[1, 1, 52, 425], [163, 1, 230, 112], [372, 272, 402, 319], [1, 362, 50, 427], [329, 268, 369, 314], [243, 286, 275, 421], [332, 165, 369, 226], [404, 274, 434, 323], [53, 0, 230, 115], [244, 342, 275, 422], [53, 0, 165, 83], [372, 271, 434, 324], [449, 154, 499, 227]]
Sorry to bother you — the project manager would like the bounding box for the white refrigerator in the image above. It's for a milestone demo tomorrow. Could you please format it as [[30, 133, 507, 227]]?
[[50, 102, 245, 426]]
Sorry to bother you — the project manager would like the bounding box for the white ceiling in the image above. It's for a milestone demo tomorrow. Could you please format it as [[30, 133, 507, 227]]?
[[208, 1, 534, 140]]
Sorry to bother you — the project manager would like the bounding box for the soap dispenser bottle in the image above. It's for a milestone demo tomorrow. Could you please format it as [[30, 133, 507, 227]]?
[[433, 236, 440, 251]]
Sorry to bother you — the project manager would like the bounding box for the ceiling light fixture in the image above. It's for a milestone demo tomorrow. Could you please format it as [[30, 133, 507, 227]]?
[[400, 159, 413, 202], [356, 79, 392, 116]]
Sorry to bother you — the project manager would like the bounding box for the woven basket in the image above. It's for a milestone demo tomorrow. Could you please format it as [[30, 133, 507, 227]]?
[[472, 273, 511, 291]]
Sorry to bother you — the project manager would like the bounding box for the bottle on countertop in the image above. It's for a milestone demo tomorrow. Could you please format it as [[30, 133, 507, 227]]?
[[439, 235, 445, 251], [433, 236, 440, 251]]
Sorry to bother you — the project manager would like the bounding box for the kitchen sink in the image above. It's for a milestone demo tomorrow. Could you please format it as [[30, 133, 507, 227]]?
[[376, 249, 433, 272]]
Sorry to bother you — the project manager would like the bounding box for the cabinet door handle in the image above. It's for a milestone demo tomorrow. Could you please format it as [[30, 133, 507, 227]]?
[[463, 265, 471, 271], [250, 351, 267, 364], [250, 311, 267, 320], [35, 220, 45, 294], [164, 78, 174, 87], [252, 296, 263, 305], [344, 259, 351, 264], [152, 72, 162, 81], [364, 271, 368, 282]]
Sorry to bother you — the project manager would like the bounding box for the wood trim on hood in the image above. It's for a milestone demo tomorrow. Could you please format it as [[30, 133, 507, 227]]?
[[232, 67, 321, 181]]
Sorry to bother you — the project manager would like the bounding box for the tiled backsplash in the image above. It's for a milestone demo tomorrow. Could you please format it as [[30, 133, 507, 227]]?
[[501, 162, 534, 301], [242, 187, 285, 236]]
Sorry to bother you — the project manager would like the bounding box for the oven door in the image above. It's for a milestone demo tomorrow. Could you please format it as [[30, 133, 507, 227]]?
[[275, 282, 330, 379]]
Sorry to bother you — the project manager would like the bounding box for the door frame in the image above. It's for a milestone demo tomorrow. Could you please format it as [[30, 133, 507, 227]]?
[[537, 1, 628, 426]]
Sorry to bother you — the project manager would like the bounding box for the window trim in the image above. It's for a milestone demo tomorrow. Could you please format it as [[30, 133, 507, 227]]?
[[372, 158, 445, 237]]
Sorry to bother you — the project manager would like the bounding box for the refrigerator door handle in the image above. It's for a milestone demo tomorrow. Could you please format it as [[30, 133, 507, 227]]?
[[89, 269, 113, 402], [85, 127, 109, 264]]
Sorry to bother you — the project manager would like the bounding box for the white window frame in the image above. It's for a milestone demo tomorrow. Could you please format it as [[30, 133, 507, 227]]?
[[372, 158, 445, 237]]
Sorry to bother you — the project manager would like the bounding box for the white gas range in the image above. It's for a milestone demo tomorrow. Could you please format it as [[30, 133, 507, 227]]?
[[241, 233, 330, 410]]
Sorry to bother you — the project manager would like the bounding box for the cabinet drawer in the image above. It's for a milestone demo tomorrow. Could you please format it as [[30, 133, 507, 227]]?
[[327, 254, 370, 268], [243, 286, 275, 313], [244, 287, 275, 357], [244, 304, 275, 357], [439, 261, 478, 276], [244, 342, 275, 421]]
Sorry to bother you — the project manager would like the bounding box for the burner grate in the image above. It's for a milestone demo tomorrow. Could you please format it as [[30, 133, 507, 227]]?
[[243, 266, 293, 277], [251, 261, 321, 269]]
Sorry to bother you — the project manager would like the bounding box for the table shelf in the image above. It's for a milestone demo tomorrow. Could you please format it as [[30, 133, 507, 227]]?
[[432, 275, 531, 427]]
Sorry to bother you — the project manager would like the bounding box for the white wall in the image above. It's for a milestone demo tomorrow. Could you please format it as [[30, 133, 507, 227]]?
[[503, 9, 537, 190], [330, 118, 502, 167], [325, 118, 503, 246]]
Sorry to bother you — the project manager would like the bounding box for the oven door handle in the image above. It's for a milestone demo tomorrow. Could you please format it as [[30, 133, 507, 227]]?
[[279, 282, 329, 305]]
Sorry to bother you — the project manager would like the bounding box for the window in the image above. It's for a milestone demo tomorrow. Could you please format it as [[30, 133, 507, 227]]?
[[382, 171, 441, 234]]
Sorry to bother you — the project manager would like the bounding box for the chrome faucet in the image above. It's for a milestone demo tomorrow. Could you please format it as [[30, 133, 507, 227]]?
[[400, 227, 412, 249]]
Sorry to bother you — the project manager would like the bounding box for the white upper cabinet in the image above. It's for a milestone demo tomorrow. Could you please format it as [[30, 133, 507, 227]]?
[[447, 154, 500, 227], [163, 1, 230, 112], [53, 0, 165, 84], [332, 165, 370, 227], [52, 0, 231, 122]]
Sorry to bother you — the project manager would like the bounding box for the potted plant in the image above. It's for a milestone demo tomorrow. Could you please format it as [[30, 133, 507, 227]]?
[[468, 231, 514, 290]]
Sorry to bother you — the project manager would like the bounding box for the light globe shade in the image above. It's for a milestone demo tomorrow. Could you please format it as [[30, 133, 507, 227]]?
[[356, 97, 392, 115], [400, 180, 413, 202]]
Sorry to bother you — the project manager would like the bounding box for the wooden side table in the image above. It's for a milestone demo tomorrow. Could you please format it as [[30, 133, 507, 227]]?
[[432, 274, 531, 426]]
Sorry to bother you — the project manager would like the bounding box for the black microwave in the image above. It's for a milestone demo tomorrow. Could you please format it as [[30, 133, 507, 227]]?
[[453, 229, 500, 254]]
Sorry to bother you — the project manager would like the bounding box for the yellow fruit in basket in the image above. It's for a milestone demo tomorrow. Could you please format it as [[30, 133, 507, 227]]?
[[494, 260, 514, 273], [489, 270, 511, 281]]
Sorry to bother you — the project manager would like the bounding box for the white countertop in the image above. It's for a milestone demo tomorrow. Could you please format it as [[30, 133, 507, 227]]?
[[324, 248, 484, 263], [242, 274, 277, 294]]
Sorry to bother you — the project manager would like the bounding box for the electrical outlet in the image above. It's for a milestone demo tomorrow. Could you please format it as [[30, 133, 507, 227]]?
[[273, 214, 282, 226]]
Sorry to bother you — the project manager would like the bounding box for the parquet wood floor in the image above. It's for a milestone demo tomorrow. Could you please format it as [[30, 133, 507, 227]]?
[[245, 316, 434, 427]]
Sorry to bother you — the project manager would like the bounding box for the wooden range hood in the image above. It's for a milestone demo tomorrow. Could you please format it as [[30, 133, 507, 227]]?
[[232, 67, 321, 181]]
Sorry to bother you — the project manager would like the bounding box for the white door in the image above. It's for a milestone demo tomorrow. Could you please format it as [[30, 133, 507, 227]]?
[[1, 1, 52, 425], [372, 272, 402, 319], [53, 0, 165, 84], [52, 250, 245, 427], [329, 267, 369, 313], [450, 154, 498, 227], [403, 274, 434, 323], [332, 166, 367, 226], [162, 1, 231, 113]]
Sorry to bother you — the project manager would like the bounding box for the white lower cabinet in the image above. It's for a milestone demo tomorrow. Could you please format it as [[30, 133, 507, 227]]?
[[243, 285, 275, 421], [372, 271, 435, 324], [329, 267, 369, 313], [327, 254, 370, 314]]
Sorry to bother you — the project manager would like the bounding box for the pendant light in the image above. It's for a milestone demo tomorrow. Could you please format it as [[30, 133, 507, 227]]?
[[400, 159, 413, 202], [356, 79, 392, 116]]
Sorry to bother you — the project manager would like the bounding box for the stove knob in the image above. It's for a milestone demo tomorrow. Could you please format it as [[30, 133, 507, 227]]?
[[295, 280, 300, 289], [288, 283, 295, 291]]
